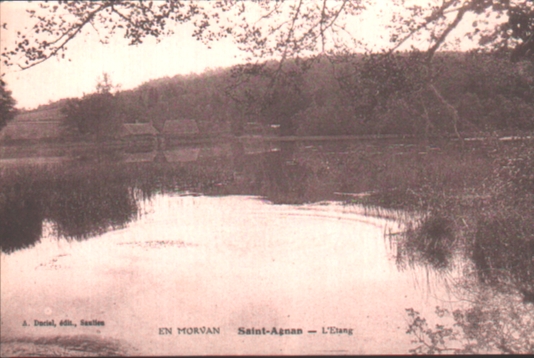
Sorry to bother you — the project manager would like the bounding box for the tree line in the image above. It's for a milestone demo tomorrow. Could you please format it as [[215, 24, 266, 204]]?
[[1, 1, 532, 139], [4, 49, 531, 141]]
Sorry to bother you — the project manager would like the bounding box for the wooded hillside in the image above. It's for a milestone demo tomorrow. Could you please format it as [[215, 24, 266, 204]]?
[[18, 50, 534, 140]]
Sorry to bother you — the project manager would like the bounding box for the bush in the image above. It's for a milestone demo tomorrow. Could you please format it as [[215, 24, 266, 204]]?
[[472, 214, 534, 299], [406, 300, 534, 355], [0, 79, 17, 131]]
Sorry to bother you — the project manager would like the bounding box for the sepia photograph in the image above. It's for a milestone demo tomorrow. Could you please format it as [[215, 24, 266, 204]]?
[[0, 0, 533, 356]]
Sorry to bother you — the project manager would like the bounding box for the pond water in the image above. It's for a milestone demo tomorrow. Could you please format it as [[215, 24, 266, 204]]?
[[2, 193, 462, 355], [0, 140, 514, 355]]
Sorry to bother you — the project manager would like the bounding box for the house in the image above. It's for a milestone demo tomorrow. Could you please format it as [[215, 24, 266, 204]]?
[[161, 119, 199, 138], [123, 151, 158, 163], [1, 121, 62, 141], [163, 148, 200, 162], [120, 123, 159, 137], [0, 108, 62, 142], [15, 107, 61, 122], [119, 123, 158, 149]]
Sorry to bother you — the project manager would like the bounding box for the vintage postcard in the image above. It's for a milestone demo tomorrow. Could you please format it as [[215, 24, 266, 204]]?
[[1, 1, 533, 356]]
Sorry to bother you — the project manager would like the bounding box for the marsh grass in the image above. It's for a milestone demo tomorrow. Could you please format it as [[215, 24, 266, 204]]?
[[0, 158, 236, 252], [1, 139, 532, 297], [366, 140, 534, 353], [406, 292, 534, 355], [399, 213, 457, 270], [327, 140, 534, 303], [1, 138, 533, 354]]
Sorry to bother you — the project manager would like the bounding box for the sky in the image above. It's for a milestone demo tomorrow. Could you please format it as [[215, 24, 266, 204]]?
[[1, 2, 244, 109], [1, 1, 497, 110]]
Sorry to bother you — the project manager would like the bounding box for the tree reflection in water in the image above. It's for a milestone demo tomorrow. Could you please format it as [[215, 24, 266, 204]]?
[[396, 212, 534, 354], [0, 141, 315, 253], [393, 209, 534, 354], [0, 166, 140, 253], [247, 142, 312, 204], [1, 140, 533, 353], [0, 185, 43, 253]]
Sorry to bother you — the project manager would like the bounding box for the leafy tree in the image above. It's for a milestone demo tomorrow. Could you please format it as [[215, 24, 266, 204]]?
[[505, 3, 534, 62], [386, 1, 533, 138], [0, 79, 17, 130], [3, 1, 532, 137], [95, 72, 120, 94], [223, 60, 311, 135], [61, 74, 121, 139], [61, 92, 119, 138]]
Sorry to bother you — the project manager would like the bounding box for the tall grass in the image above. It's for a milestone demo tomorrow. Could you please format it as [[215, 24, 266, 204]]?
[[2, 139, 532, 299], [0, 157, 236, 252], [344, 140, 534, 302]]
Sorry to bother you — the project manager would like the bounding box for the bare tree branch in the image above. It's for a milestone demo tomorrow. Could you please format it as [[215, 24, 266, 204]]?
[[388, 0, 461, 55]]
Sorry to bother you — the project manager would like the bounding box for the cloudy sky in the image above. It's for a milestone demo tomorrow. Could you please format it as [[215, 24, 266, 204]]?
[[1, 1, 490, 110]]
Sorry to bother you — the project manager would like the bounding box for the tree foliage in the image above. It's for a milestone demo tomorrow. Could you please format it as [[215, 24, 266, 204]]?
[[45, 50, 531, 139], [61, 74, 121, 138], [2, 1, 532, 71], [1, 1, 367, 71], [3, 0, 532, 142], [406, 298, 534, 355], [506, 2, 534, 61], [95, 72, 120, 94], [0, 79, 17, 130], [3, 1, 533, 139]]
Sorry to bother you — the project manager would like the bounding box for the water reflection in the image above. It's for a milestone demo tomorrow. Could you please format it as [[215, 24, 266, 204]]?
[[1, 139, 533, 354], [1, 139, 531, 302], [239, 142, 313, 204], [0, 167, 140, 253], [0, 140, 313, 253], [0, 194, 425, 355], [0, 188, 43, 253]]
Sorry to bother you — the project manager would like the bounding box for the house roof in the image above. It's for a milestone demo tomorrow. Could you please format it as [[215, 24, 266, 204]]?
[[121, 123, 158, 136], [161, 119, 199, 136], [1, 121, 61, 140], [15, 108, 62, 122], [123, 151, 158, 163], [163, 148, 200, 162]]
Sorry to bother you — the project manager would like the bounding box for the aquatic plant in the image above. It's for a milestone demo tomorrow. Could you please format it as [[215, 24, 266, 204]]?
[[406, 294, 534, 355]]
